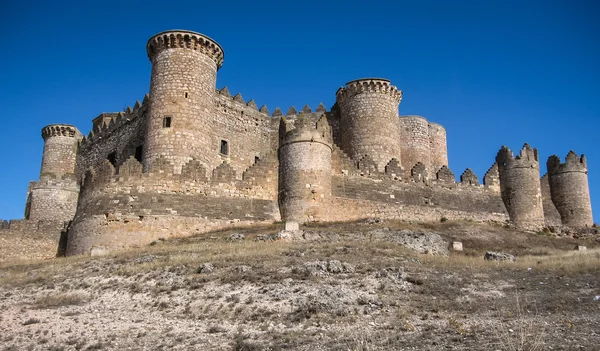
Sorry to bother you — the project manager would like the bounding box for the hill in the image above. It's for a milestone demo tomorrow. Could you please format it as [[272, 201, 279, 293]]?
[[1, 220, 599, 350]]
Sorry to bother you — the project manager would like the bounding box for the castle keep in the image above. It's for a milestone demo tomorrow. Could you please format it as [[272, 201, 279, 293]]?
[[1, 30, 594, 258]]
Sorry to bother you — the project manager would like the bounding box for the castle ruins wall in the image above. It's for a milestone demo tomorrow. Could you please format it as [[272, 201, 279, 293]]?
[[0, 219, 65, 261]]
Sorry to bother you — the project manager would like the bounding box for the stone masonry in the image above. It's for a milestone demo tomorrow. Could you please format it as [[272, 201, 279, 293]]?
[[3, 29, 594, 259]]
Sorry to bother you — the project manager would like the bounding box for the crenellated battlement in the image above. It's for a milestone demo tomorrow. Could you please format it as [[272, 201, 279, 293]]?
[[336, 78, 403, 104], [547, 151, 587, 175], [41, 124, 82, 140], [146, 30, 224, 68], [82, 95, 149, 146], [216, 86, 270, 117], [280, 115, 332, 147], [496, 143, 539, 170]]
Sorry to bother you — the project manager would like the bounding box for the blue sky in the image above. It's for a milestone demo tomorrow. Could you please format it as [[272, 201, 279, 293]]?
[[1, 0, 598, 222]]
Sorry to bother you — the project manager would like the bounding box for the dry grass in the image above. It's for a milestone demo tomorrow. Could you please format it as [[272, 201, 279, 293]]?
[[34, 292, 89, 309], [421, 248, 600, 275]]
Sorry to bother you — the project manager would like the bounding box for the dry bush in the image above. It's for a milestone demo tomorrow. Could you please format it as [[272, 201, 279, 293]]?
[[491, 293, 545, 351]]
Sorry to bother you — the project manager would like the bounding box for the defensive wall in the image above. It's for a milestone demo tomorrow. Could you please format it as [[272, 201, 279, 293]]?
[[66, 157, 280, 255], [0, 219, 66, 261]]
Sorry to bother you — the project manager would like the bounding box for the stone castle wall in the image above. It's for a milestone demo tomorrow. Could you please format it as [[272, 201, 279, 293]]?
[[77, 100, 147, 179], [540, 174, 562, 226], [211, 89, 278, 176], [0, 219, 65, 261], [28, 177, 80, 222], [66, 157, 279, 255]]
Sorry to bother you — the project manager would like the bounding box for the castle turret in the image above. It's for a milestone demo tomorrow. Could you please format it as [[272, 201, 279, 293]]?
[[143, 30, 224, 173], [399, 115, 431, 175], [27, 124, 82, 222], [428, 122, 448, 172], [547, 151, 593, 227], [278, 115, 333, 223], [495, 144, 545, 229], [336, 78, 402, 172]]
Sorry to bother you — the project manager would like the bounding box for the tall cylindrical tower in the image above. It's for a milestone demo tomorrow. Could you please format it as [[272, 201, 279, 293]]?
[[278, 116, 333, 223], [28, 124, 82, 222], [495, 144, 545, 229], [429, 122, 448, 173], [399, 115, 431, 173], [547, 151, 593, 227], [143, 30, 224, 173], [336, 78, 402, 172], [40, 124, 81, 177]]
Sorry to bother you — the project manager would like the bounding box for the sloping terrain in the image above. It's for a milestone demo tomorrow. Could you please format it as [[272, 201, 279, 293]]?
[[1, 220, 599, 350]]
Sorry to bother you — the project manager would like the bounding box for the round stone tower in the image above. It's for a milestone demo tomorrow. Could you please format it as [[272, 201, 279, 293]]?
[[143, 30, 224, 173], [495, 144, 545, 229], [336, 78, 402, 172], [428, 122, 448, 172], [399, 115, 431, 174], [40, 124, 81, 177], [28, 124, 82, 222], [547, 151, 593, 227], [278, 115, 333, 223]]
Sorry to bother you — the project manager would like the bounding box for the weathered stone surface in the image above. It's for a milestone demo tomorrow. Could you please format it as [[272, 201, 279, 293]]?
[[484, 251, 516, 262], [496, 144, 545, 230], [452, 241, 463, 251], [197, 263, 215, 274]]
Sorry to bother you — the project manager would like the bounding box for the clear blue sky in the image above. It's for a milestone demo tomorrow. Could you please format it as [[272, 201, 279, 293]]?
[[1, 0, 598, 222]]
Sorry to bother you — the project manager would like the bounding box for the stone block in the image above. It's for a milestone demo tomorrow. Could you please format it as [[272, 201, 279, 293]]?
[[452, 241, 463, 251], [285, 221, 299, 231]]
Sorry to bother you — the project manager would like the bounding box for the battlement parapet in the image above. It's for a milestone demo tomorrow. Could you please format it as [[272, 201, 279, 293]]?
[[216, 87, 271, 117], [146, 30, 224, 69], [547, 151, 587, 175], [460, 168, 479, 185], [496, 144, 539, 170], [42, 124, 82, 141], [81, 96, 149, 146], [78, 156, 273, 201], [336, 78, 402, 104], [280, 115, 332, 147]]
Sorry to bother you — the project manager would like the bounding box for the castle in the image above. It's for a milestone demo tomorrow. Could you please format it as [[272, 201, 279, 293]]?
[[1, 30, 594, 258]]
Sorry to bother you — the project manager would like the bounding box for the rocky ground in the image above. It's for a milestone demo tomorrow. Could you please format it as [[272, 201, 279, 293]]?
[[1, 220, 599, 350]]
